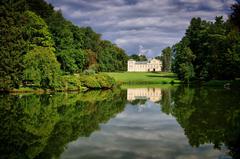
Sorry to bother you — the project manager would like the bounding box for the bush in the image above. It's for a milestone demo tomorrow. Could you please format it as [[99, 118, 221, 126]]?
[[61, 75, 82, 90], [79, 75, 101, 89], [79, 74, 116, 89], [83, 69, 95, 75], [95, 74, 116, 89]]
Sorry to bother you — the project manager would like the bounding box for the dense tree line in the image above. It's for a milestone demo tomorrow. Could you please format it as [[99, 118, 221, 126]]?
[[0, 0, 128, 89], [171, 2, 240, 82]]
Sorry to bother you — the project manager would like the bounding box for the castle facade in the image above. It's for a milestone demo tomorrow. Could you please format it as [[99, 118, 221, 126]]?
[[127, 59, 162, 72]]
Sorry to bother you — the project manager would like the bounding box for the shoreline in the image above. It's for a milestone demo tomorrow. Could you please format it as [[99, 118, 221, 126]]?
[[0, 87, 117, 94]]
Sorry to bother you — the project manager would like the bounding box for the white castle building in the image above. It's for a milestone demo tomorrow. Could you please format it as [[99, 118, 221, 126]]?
[[128, 59, 162, 72]]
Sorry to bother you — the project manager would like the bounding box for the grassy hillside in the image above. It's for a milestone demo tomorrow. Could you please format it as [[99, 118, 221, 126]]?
[[106, 72, 180, 85]]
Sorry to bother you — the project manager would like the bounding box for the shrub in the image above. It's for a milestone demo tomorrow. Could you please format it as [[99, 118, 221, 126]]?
[[79, 75, 101, 89], [79, 74, 116, 89], [95, 74, 116, 89], [61, 75, 82, 90], [83, 69, 95, 75]]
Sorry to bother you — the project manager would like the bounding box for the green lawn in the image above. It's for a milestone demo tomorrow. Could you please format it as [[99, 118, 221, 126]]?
[[105, 72, 180, 85]]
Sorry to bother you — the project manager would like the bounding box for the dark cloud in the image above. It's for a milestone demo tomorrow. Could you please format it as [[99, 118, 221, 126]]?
[[46, 0, 234, 57]]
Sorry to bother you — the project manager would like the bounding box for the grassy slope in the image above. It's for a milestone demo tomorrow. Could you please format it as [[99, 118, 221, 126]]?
[[106, 72, 180, 84]]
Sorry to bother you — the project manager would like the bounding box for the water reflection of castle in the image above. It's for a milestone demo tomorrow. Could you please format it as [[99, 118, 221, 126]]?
[[127, 88, 162, 102]]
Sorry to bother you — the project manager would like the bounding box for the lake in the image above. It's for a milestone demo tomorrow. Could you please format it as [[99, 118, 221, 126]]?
[[0, 86, 239, 159]]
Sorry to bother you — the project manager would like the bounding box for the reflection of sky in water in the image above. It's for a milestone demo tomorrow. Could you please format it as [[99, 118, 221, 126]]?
[[61, 98, 229, 159]]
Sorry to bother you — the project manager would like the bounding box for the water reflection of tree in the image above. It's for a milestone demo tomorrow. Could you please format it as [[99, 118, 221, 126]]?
[[160, 86, 240, 159], [0, 89, 127, 159]]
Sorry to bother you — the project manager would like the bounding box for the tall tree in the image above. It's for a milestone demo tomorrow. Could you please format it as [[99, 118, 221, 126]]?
[[0, 2, 28, 89], [21, 11, 61, 87], [26, 0, 54, 19], [23, 10, 54, 49], [230, 1, 240, 31], [160, 47, 172, 72], [23, 47, 60, 88], [185, 17, 210, 80], [172, 38, 196, 83]]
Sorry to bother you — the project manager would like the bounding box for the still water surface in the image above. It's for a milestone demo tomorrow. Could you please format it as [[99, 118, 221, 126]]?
[[0, 87, 239, 159]]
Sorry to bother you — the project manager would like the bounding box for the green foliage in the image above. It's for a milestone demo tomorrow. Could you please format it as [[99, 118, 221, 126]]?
[[230, 1, 240, 31], [172, 39, 196, 82], [0, 4, 27, 89], [23, 11, 54, 49], [60, 75, 82, 90], [23, 47, 60, 88], [172, 15, 240, 82], [43, 4, 127, 73], [84, 49, 98, 71], [47, 11, 74, 51], [98, 40, 128, 72], [95, 74, 116, 88], [80, 27, 101, 52], [160, 47, 172, 72], [129, 54, 147, 61], [58, 49, 87, 73], [1, 0, 129, 89], [79, 74, 116, 89], [26, 0, 54, 19], [79, 75, 101, 89]]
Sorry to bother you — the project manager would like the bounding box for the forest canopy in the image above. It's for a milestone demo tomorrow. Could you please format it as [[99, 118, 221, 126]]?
[[0, 0, 128, 89], [170, 1, 240, 82]]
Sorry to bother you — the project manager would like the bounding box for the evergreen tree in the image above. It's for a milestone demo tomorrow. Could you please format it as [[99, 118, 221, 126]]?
[[172, 38, 196, 82], [0, 2, 28, 89], [230, 1, 240, 31], [160, 47, 172, 72]]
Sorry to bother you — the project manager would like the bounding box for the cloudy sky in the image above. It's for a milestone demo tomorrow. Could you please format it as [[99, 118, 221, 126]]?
[[45, 0, 235, 57]]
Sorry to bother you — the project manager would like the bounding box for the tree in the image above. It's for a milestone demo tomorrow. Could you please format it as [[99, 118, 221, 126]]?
[[172, 14, 240, 82], [47, 11, 74, 51], [80, 27, 101, 52], [129, 54, 147, 61], [23, 47, 60, 88], [160, 47, 172, 72], [172, 38, 196, 82], [185, 17, 210, 80], [85, 49, 98, 71], [21, 11, 61, 88], [23, 11, 54, 49], [57, 49, 86, 73], [26, 0, 54, 20], [0, 3, 28, 89], [97, 40, 128, 72], [1, 0, 130, 89], [230, 1, 240, 31]]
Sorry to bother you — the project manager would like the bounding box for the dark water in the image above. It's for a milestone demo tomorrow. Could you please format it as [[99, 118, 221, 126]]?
[[0, 87, 240, 159]]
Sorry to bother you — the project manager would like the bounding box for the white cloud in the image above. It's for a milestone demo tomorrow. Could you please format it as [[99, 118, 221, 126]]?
[[46, 0, 235, 57]]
